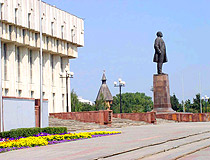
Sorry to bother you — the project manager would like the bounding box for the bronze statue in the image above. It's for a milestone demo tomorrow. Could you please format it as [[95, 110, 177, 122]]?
[[153, 31, 168, 74]]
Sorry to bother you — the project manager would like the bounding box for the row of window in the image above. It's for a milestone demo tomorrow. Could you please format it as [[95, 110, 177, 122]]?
[[14, 5, 68, 39], [2, 43, 65, 86], [4, 24, 73, 55], [0, 2, 80, 45]]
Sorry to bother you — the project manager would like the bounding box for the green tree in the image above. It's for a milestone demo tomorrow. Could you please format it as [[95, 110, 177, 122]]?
[[79, 102, 96, 111], [191, 93, 201, 113], [170, 94, 182, 112], [111, 92, 153, 113], [71, 89, 79, 112], [95, 93, 108, 111], [71, 89, 96, 112]]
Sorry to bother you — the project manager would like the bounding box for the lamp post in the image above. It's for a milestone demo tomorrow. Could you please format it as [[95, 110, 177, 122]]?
[[39, 0, 43, 128], [60, 69, 74, 112], [202, 95, 209, 113], [0, 3, 3, 132], [114, 78, 125, 113]]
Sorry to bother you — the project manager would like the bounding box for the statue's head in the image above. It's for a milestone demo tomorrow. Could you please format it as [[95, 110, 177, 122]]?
[[156, 31, 163, 37]]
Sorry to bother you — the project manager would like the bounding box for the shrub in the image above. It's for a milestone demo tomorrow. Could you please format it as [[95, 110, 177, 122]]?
[[0, 127, 67, 139], [42, 127, 67, 135]]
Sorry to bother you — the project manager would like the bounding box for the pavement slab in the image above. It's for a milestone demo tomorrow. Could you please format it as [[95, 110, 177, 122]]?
[[0, 122, 210, 160]]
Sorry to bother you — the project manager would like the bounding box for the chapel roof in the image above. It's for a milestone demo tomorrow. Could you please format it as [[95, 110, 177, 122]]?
[[96, 72, 113, 101]]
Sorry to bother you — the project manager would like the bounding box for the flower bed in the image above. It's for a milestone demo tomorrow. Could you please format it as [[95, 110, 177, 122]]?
[[0, 131, 121, 153]]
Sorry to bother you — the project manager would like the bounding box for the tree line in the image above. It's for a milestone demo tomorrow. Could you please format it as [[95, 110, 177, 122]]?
[[71, 90, 209, 113], [171, 93, 210, 113]]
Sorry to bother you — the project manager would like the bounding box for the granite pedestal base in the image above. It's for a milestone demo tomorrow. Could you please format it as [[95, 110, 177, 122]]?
[[153, 74, 175, 113]]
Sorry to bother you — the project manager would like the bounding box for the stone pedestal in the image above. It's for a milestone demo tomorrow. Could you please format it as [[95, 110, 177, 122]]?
[[153, 74, 175, 113]]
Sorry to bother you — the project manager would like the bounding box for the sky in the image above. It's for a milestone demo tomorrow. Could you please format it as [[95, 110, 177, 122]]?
[[44, 0, 210, 102]]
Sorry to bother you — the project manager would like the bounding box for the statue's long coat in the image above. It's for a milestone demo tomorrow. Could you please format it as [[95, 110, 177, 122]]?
[[153, 37, 168, 63]]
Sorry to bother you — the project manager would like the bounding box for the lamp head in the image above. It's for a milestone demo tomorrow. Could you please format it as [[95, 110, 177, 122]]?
[[59, 72, 63, 77], [114, 81, 117, 86], [120, 81, 126, 86], [70, 72, 74, 77], [67, 71, 71, 75]]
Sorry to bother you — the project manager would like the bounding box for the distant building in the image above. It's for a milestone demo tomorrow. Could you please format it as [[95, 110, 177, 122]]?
[[0, 0, 84, 113], [78, 96, 94, 106], [96, 72, 113, 109]]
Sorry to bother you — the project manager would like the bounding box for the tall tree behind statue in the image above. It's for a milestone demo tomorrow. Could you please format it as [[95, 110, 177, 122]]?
[[111, 92, 153, 113]]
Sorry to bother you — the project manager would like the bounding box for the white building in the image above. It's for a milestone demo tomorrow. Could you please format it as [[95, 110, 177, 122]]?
[[0, 0, 84, 113], [78, 96, 94, 106]]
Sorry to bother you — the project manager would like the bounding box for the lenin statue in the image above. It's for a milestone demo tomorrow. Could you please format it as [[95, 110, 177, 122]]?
[[153, 31, 168, 74]]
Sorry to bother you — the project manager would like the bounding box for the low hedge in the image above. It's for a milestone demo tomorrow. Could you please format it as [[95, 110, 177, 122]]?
[[0, 127, 67, 139]]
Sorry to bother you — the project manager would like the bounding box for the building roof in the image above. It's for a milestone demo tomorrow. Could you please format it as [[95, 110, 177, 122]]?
[[96, 72, 113, 101]]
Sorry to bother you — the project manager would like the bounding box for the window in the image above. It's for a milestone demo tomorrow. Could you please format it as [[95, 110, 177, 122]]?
[[23, 29, 25, 43], [5, 89, 8, 96], [1, 3, 3, 19], [50, 55, 54, 85], [51, 22, 54, 36], [16, 46, 21, 82], [71, 29, 74, 42], [1, 22, 3, 34], [60, 57, 63, 72], [61, 57, 64, 87], [62, 94, 65, 112], [28, 13, 31, 28], [3, 44, 7, 80], [43, 92, 45, 99], [18, 90, 22, 97], [61, 26, 64, 39], [52, 93, 55, 112], [15, 26, 17, 39], [31, 91, 34, 98], [29, 50, 33, 83], [57, 40, 59, 52], [46, 36, 49, 50], [28, 30, 30, 41], [67, 43, 70, 53], [32, 32, 34, 43], [35, 33, 38, 46], [5, 24, 8, 35], [15, 8, 18, 24], [9, 25, 12, 40]]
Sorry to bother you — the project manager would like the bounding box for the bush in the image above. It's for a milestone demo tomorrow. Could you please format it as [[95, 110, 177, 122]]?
[[42, 127, 67, 135], [0, 127, 67, 139]]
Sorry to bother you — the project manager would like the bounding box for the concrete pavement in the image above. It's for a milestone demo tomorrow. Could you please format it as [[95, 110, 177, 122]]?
[[0, 122, 210, 160]]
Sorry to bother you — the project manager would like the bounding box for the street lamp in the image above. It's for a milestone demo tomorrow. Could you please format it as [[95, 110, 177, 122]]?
[[60, 69, 74, 112], [202, 95, 209, 113], [114, 78, 126, 113]]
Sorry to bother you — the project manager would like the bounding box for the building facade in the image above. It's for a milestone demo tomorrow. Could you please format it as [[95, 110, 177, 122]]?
[[78, 96, 94, 106], [0, 0, 84, 113]]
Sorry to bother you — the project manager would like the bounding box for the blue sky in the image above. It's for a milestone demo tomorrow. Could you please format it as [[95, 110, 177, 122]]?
[[44, 0, 210, 102]]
